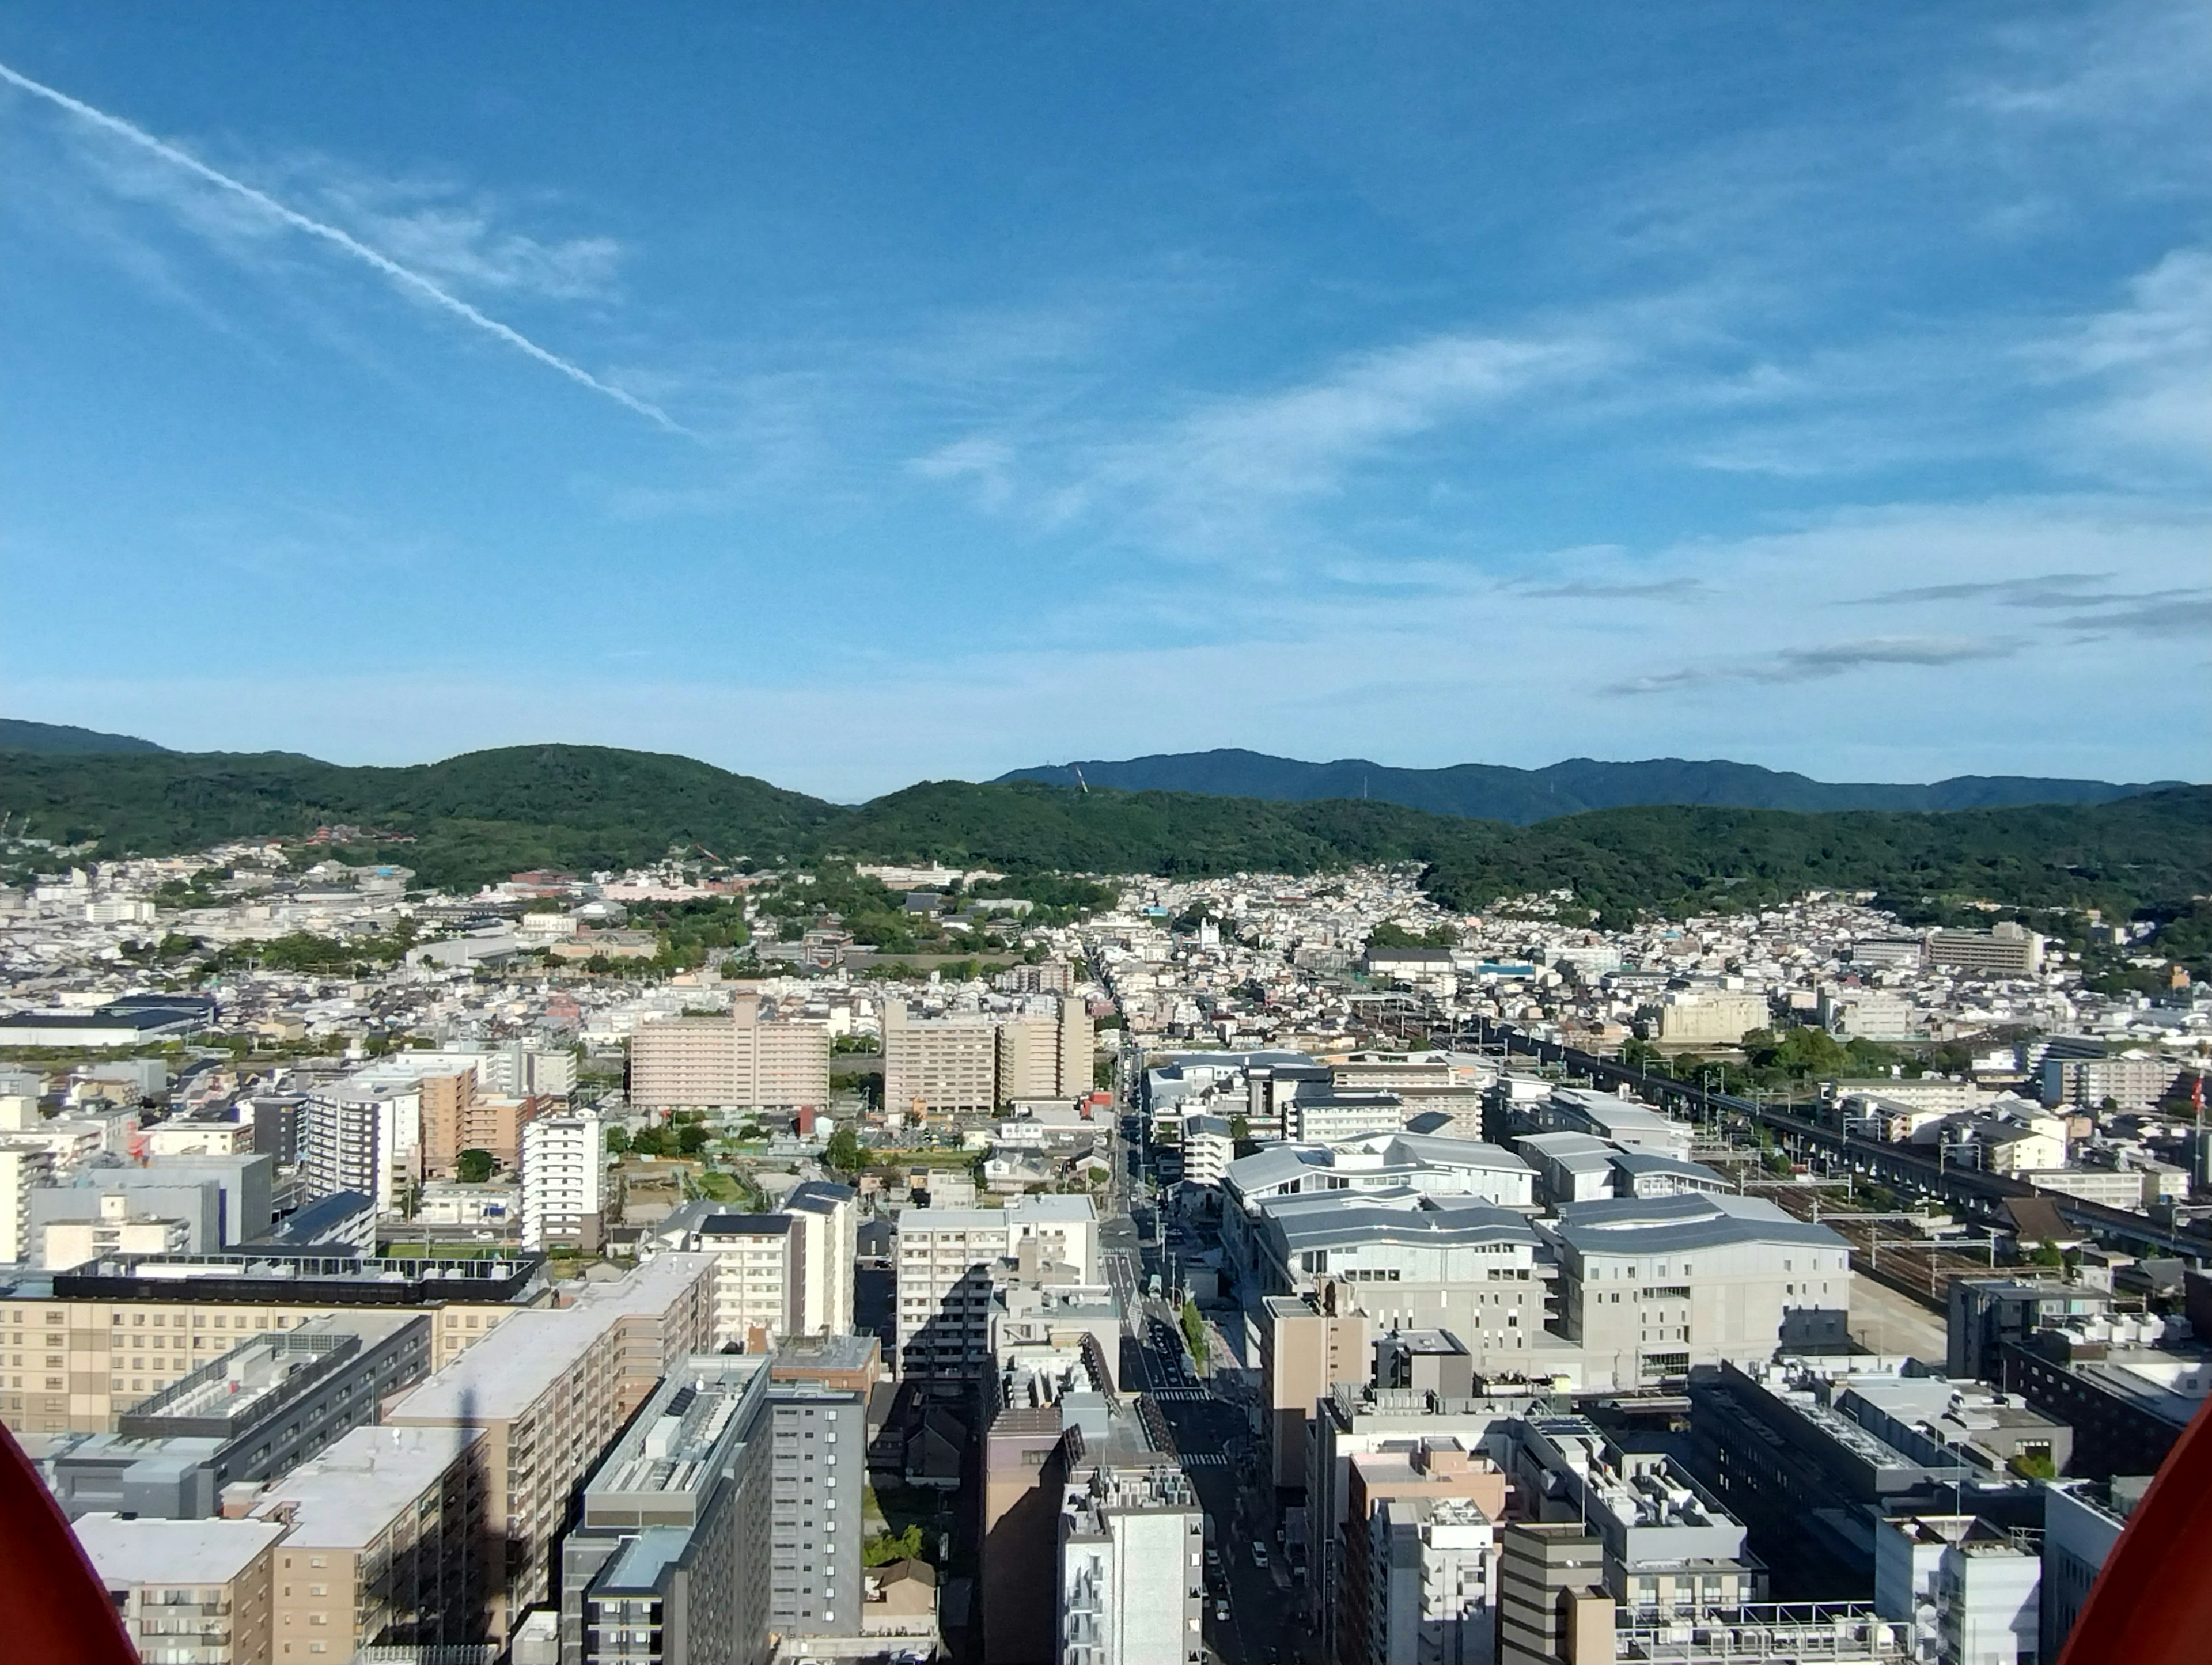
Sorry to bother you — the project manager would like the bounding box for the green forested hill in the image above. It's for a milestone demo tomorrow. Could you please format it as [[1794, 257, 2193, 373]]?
[[3, 742, 2205, 920]]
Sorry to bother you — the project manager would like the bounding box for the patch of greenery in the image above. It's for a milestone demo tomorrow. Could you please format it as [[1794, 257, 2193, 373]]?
[[1368, 921, 1460, 949]]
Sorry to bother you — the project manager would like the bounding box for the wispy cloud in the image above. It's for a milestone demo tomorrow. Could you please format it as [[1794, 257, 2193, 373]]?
[[0, 57, 681, 433], [1516, 576, 1710, 602], [1605, 635, 2020, 696], [1855, 572, 2114, 606]]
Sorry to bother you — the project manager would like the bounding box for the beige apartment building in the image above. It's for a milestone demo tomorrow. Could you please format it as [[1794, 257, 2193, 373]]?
[[993, 996, 1094, 1105], [419, 1067, 548, 1175], [77, 1513, 286, 1665], [255, 1421, 488, 1661], [884, 1000, 1000, 1116], [1259, 1288, 1372, 1490], [382, 1252, 715, 1639], [629, 995, 831, 1112], [0, 1257, 538, 1435]]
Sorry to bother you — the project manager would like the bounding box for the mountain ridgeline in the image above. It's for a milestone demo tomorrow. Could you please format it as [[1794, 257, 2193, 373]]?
[[997, 748, 2180, 823], [1, 741, 2206, 923]]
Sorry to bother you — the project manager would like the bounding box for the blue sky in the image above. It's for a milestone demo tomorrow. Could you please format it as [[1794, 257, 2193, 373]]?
[[1, 3, 2206, 799]]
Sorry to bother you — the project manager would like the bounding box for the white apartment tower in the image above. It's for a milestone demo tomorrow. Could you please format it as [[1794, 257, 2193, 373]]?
[[894, 1194, 1099, 1379], [1058, 1463, 1207, 1665], [520, 1110, 604, 1251]]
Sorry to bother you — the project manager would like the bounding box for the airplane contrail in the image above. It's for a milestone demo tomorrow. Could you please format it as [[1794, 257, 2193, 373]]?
[[0, 57, 685, 434]]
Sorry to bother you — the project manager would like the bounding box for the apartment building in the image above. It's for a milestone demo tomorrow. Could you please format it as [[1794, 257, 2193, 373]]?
[[382, 1253, 717, 1639], [0, 1140, 55, 1261], [253, 1421, 489, 1660], [628, 998, 832, 1112], [994, 995, 1095, 1105], [895, 1196, 1099, 1379], [0, 1251, 536, 1435], [698, 1213, 801, 1349], [2041, 1052, 2183, 1113], [1338, 1442, 1507, 1665], [298, 1079, 418, 1210], [783, 1178, 858, 1336], [1181, 1115, 1236, 1190], [75, 1512, 286, 1665], [1257, 1288, 1371, 1490], [51, 1313, 431, 1519], [561, 1355, 775, 1665], [1546, 1192, 1853, 1387], [1930, 922, 2045, 977], [419, 1067, 547, 1175], [767, 1376, 868, 1640], [520, 1109, 603, 1251], [882, 1000, 999, 1117], [1058, 1462, 1206, 1665]]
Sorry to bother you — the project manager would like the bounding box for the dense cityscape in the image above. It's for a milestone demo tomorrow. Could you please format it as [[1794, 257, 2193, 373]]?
[[0, 825, 2204, 1664]]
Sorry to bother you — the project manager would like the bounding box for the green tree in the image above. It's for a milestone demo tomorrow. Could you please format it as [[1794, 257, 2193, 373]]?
[[676, 1122, 709, 1155], [863, 1524, 926, 1566], [1180, 1298, 1208, 1369], [824, 1127, 868, 1175], [455, 1148, 496, 1183], [630, 1126, 669, 1158], [605, 1125, 631, 1154]]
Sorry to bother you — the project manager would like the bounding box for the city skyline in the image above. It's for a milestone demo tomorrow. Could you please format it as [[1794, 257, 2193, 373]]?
[[2, 4, 2208, 801]]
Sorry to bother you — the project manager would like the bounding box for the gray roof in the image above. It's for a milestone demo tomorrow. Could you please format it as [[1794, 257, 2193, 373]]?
[[1268, 1196, 1541, 1254], [1551, 1191, 1846, 1256]]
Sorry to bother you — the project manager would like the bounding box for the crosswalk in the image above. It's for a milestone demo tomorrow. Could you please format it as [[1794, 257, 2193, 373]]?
[[1175, 1450, 1237, 1467], [1146, 1387, 1213, 1401]]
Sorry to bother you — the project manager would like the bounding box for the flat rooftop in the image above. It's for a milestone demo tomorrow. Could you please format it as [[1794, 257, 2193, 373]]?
[[254, 1423, 484, 1550], [74, 1513, 287, 1586]]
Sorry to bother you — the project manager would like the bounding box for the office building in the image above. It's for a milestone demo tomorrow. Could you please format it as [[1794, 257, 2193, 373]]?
[[50, 1312, 431, 1518], [2041, 1482, 2130, 1662], [1509, 1416, 1765, 1616], [40, 1190, 192, 1268], [383, 1253, 717, 1637], [1512, 1088, 1695, 1161], [895, 1196, 1098, 1379], [0, 1249, 536, 1435], [74, 1512, 286, 1665], [520, 1108, 603, 1251], [253, 1421, 490, 1658], [1946, 1279, 2110, 1382], [1929, 923, 2044, 978], [31, 1152, 277, 1251], [2000, 1329, 2208, 1480], [629, 998, 832, 1113]]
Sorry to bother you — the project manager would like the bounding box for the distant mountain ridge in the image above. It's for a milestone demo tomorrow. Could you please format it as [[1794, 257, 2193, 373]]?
[[0, 719, 164, 754], [995, 749, 2185, 824]]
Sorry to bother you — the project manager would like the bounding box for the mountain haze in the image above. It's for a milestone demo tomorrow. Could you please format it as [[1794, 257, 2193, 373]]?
[[995, 749, 2180, 824]]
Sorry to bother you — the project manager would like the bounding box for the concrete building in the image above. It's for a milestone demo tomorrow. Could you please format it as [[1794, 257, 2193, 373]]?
[[1338, 1440, 1507, 1665], [50, 1311, 431, 1519], [520, 1108, 603, 1251], [628, 998, 833, 1113], [253, 1420, 490, 1658], [1181, 1114, 1236, 1190], [74, 1512, 286, 1665], [1544, 1192, 1853, 1386], [783, 1178, 859, 1337], [1258, 1286, 1373, 1490], [382, 1253, 718, 1638], [1514, 1088, 1695, 1162], [765, 1375, 868, 1641], [1494, 1522, 1612, 1665], [2040, 1051, 2183, 1113], [882, 1000, 999, 1117], [895, 1196, 1098, 1379], [1819, 988, 1916, 1042], [1874, 1515, 2039, 1665], [0, 1140, 55, 1262], [1929, 923, 2044, 978], [2041, 1482, 2129, 1662], [40, 1190, 192, 1268], [560, 1355, 775, 1665], [1058, 1461, 1207, 1665], [0, 1249, 536, 1435], [697, 1212, 801, 1349], [1653, 992, 1771, 1048], [419, 1067, 547, 1175], [995, 995, 1094, 1105]]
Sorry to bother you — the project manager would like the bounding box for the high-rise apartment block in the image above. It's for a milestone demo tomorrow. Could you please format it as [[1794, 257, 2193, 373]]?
[[75, 1512, 286, 1665], [895, 1196, 1098, 1379], [520, 1109, 603, 1251], [418, 1067, 548, 1175], [884, 995, 1093, 1116], [1929, 922, 2044, 977], [1058, 1463, 1206, 1665], [629, 997, 832, 1113]]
